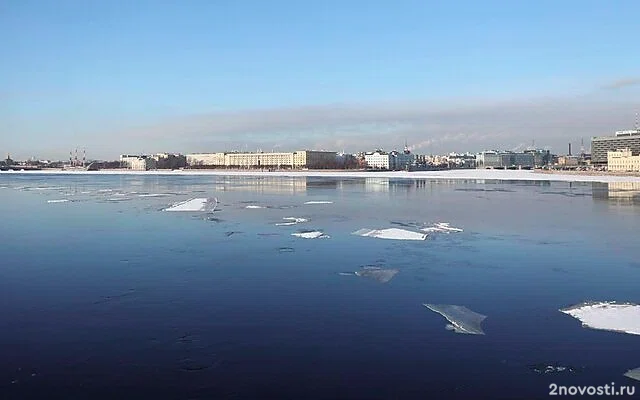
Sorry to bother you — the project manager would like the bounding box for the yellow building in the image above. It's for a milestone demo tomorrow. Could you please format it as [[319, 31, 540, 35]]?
[[607, 149, 640, 172]]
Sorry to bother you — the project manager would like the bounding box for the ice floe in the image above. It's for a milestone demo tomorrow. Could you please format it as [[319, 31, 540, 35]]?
[[624, 367, 640, 382], [32, 186, 67, 191], [421, 222, 463, 233], [530, 364, 580, 374], [245, 205, 266, 209], [138, 193, 171, 197], [275, 217, 308, 226], [47, 199, 69, 203], [354, 266, 399, 283], [423, 304, 487, 335], [352, 228, 427, 241], [291, 230, 330, 239], [560, 301, 640, 335], [304, 200, 333, 205], [163, 198, 209, 212]]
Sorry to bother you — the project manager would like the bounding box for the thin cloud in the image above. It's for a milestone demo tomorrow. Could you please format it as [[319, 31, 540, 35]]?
[[108, 97, 637, 156], [601, 78, 640, 90]]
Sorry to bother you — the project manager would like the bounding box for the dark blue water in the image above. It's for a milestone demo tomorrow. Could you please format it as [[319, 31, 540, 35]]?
[[1, 174, 639, 399]]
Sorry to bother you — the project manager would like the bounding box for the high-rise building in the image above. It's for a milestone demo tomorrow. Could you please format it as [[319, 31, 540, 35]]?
[[591, 130, 640, 165]]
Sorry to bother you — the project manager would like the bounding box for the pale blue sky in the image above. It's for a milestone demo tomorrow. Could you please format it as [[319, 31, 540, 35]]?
[[1, 0, 639, 159]]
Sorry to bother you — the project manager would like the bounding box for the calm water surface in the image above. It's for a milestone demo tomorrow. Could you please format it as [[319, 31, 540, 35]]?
[[1, 174, 639, 399]]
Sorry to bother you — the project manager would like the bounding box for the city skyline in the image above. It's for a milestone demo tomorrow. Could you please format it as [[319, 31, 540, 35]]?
[[2, 0, 639, 160]]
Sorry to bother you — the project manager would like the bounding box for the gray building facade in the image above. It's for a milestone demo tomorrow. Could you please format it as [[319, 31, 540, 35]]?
[[591, 130, 640, 164]]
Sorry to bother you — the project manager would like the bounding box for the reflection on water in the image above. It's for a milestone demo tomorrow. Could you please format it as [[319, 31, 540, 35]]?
[[592, 182, 640, 205]]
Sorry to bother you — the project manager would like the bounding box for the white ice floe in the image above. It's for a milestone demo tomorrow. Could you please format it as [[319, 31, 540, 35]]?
[[424, 304, 487, 335], [245, 205, 266, 209], [47, 199, 69, 203], [624, 367, 640, 382], [32, 186, 67, 191], [275, 217, 308, 226], [97, 189, 113, 192], [291, 230, 330, 239], [560, 301, 640, 336], [138, 193, 171, 197], [163, 198, 209, 212], [352, 228, 428, 241], [421, 222, 463, 233], [304, 200, 333, 205]]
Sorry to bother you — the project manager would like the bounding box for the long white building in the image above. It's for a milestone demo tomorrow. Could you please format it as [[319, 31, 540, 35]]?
[[186, 150, 337, 169]]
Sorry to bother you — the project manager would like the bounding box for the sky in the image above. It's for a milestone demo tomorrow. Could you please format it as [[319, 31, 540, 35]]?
[[1, 0, 639, 160]]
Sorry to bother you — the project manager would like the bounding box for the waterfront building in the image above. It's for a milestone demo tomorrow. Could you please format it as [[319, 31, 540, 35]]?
[[153, 153, 187, 169], [186, 153, 226, 167], [523, 149, 551, 167], [364, 145, 414, 171], [607, 149, 640, 172], [120, 154, 157, 171], [364, 150, 391, 169], [556, 155, 580, 167], [185, 150, 337, 169], [591, 129, 640, 165], [476, 151, 534, 169]]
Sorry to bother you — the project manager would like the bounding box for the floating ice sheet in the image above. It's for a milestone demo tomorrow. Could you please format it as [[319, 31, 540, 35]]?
[[47, 199, 69, 203], [530, 364, 579, 374], [423, 304, 487, 335], [275, 217, 308, 226], [352, 228, 427, 241], [421, 222, 463, 233], [164, 198, 209, 212], [139, 193, 172, 197], [245, 205, 266, 209], [354, 266, 399, 283], [304, 200, 333, 205], [560, 301, 640, 335], [624, 367, 640, 382], [291, 230, 330, 239]]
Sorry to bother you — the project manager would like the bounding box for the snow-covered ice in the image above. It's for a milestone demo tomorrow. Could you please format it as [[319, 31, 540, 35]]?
[[560, 301, 640, 335], [304, 200, 333, 205], [352, 228, 428, 241], [275, 217, 308, 226], [291, 230, 330, 239], [47, 199, 69, 203], [163, 198, 209, 212], [5, 168, 640, 184], [245, 205, 266, 209], [424, 304, 487, 335], [624, 367, 640, 382], [138, 193, 172, 197]]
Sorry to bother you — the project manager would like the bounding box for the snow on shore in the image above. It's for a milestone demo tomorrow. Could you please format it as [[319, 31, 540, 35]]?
[[560, 301, 640, 336], [4, 168, 640, 183]]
